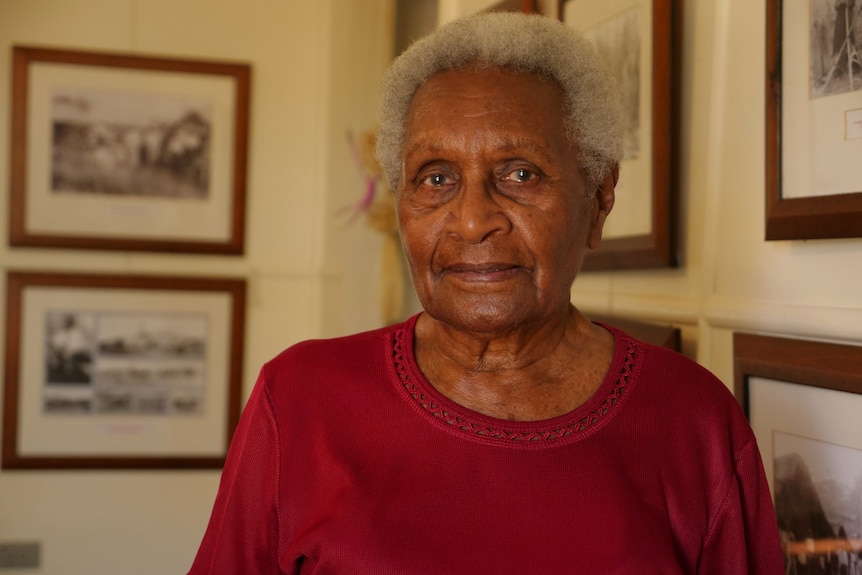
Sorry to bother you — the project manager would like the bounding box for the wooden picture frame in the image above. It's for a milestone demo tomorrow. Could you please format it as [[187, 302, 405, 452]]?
[[2, 271, 246, 469], [733, 332, 862, 564], [9, 46, 251, 254], [765, 0, 862, 240], [559, 0, 679, 270], [588, 312, 680, 351], [487, 0, 541, 12]]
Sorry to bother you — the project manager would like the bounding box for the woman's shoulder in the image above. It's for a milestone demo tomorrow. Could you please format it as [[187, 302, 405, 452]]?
[[600, 323, 741, 411], [260, 315, 417, 382], [604, 324, 754, 441], [272, 324, 397, 366], [599, 324, 718, 382]]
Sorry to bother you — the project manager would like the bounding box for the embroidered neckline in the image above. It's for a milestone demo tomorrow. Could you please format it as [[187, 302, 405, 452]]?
[[390, 319, 638, 447]]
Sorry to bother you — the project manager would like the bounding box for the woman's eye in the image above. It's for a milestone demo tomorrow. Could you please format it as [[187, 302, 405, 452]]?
[[504, 168, 536, 183], [422, 173, 449, 187]]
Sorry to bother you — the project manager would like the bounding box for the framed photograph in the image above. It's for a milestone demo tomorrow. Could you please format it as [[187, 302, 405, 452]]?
[[765, 0, 862, 240], [559, 0, 678, 270], [9, 46, 250, 254], [2, 272, 246, 469], [733, 332, 862, 567]]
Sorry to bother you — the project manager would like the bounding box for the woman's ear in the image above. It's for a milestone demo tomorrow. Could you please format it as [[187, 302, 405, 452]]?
[[587, 165, 617, 250]]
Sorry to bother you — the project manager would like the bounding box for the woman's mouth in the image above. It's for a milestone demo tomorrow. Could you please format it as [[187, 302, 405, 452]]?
[[441, 263, 523, 283]]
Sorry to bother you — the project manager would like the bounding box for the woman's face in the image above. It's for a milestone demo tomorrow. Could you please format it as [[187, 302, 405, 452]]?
[[397, 66, 612, 336]]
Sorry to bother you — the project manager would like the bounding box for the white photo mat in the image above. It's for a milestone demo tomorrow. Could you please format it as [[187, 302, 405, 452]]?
[[748, 376, 862, 493], [561, 0, 653, 239], [25, 62, 236, 242], [781, 1, 862, 200]]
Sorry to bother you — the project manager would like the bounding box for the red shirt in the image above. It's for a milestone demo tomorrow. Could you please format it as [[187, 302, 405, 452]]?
[[189, 315, 784, 574]]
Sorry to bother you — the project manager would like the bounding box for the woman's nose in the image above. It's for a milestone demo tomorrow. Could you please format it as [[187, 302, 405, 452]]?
[[446, 178, 512, 243]]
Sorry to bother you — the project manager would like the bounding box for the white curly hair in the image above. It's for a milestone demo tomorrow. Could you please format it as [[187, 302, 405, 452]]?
[[376, 11, 623, 191]]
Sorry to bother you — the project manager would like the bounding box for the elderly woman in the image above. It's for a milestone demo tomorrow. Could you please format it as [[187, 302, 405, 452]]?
[[189, 12, 783, 574]]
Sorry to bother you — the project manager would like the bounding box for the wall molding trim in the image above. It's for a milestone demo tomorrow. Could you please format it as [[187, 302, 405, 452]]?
[[604, 293, 701, 326], [703, 296, 862, 343], [582, 292, 862, 347]]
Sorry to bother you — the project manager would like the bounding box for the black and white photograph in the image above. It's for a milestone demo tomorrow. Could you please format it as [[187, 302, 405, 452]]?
[[10, 46, 250, 254], [774, 432, 862, 573], [45, 311, 97, 386], [3, 271, 246, 469], [52, 87, 212, 199], [584, 7, 641, 160], [810, 0, 862, 99], [43, 311, 208, 416], [560, 0, 677, 270], [734, 333, 862, 572], [766, 0, 862, 240]]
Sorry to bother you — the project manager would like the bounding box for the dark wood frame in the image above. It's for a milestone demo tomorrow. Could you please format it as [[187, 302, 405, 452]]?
[[588, 312, 680, 351], [765, 0, 862, 240], [733, 332, 862, 419], [733, 331, 862, 561], [2, 271, 246, 469], [559, 0, 679, 270], [488, 0, 540, 12], [9, 46, 251, 254]]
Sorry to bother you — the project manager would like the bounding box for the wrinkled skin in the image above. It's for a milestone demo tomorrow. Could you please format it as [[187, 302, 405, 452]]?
[[396, 66, 618, 421]]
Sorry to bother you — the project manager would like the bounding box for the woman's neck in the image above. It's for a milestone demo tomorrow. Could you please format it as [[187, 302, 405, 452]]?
[[412, 306, 615, 421]]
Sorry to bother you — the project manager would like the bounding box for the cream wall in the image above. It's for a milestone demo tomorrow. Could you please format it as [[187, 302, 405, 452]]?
[[0, 0, 392, 573], [1, 0, 861, 573], [701, 0, 862, 374]]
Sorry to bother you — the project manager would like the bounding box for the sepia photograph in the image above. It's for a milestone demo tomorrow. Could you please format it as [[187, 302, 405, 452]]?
[[810, 0, 862, 99], [584, 7, 641, 160], [774, 432, 862, 573], [51, 87, 212, 199]]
